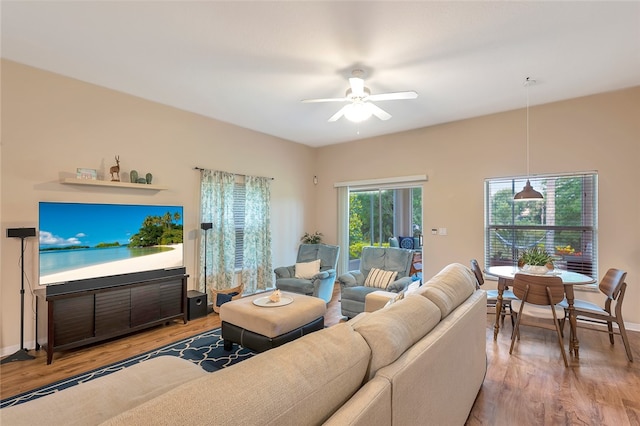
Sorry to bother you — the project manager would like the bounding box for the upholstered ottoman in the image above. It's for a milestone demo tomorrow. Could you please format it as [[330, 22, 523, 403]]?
[[364, 281, 421, 312], [219, 291, 326, 353], [364, 290, 397, 312]]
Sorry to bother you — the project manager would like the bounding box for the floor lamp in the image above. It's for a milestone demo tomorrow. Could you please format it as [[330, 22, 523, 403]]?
[[2, 228, 37, 364], [200, 223, 212, 292]]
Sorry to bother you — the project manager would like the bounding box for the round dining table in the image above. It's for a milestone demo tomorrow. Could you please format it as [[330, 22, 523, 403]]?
[[484, 265, 596, 358]]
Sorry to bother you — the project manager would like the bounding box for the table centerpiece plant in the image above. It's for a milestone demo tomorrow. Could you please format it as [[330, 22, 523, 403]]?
[[517, 246, 554, 274]]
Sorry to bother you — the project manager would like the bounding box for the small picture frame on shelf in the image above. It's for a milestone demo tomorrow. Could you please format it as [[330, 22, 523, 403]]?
[[76, 168, 97, 180]]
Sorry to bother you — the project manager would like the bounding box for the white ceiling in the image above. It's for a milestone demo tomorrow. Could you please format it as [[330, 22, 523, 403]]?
[[2, 1, 639, 147]]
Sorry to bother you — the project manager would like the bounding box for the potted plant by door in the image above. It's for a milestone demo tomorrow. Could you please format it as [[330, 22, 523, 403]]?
[[518, 246, 554, 274], [300, 232, 323, 244]]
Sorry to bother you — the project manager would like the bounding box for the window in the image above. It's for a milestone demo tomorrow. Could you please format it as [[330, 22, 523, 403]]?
[[485, 173, 597, 279]]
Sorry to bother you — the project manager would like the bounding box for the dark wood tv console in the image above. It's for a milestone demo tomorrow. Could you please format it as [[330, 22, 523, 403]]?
[[36, 269, 188, 364]]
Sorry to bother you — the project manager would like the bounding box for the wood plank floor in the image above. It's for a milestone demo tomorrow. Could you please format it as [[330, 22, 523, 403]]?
[[2, 286, 639, 425], [469, 310, 640, 426]]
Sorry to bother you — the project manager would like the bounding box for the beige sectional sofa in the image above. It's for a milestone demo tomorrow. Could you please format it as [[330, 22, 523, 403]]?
[[1, 263, 487, 426]]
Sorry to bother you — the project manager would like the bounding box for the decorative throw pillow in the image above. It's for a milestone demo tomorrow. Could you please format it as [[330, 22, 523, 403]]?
[[294, 259, 321, 279], [216, 292, 239, 307], [384, 290, 405, 308], [364, 268, 398, 289]]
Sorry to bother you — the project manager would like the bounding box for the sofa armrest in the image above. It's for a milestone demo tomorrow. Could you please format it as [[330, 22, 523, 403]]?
[[312, 269, 334, 281], [274, 265, 295, 279], [386, 276, 413, 293], [338, 271, 365, 288]]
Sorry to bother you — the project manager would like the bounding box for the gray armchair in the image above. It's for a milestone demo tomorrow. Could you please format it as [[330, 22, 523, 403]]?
[[338, 246, 414, 318], [274, 243, 340, 303]]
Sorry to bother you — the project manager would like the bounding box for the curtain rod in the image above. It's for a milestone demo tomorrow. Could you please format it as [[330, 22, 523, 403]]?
[[193, 167, 274, 181]]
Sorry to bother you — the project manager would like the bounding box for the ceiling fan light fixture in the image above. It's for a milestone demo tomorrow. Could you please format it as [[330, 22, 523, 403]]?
[[303, 68, 416, 123], [346, 86, 371, 100], [344, 102, 372, 123]]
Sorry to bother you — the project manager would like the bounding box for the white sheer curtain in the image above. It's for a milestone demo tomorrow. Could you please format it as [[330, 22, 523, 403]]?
[[242, 176, 273, 293], [199, 169, 236, 293], [336, 185, 350, 276]]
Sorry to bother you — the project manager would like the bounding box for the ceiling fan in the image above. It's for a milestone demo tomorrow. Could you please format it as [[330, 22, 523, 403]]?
[[302, 69, 418, 123]]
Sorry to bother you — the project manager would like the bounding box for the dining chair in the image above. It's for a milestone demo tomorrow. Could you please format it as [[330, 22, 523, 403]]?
[[560, 268, 633, 362], [470, 259, 515, 327], [509, 273, 568, 367]]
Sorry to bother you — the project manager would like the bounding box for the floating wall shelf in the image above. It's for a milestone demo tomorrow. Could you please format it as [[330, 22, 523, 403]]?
[[61, 178, 168, 191]]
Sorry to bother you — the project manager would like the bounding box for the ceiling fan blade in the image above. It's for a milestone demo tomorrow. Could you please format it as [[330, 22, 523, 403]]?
[[366, 103, 392, 121], [348, 77, 365, 97], [328, 105, 349, 122], [301, 97, 348, 103], [368, 91, 418, 102]]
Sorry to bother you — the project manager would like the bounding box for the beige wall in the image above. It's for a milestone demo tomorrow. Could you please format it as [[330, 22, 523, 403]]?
[[0, 60, 317, 354], [2, 60, 639, 355], [316, 87, 640, 326]]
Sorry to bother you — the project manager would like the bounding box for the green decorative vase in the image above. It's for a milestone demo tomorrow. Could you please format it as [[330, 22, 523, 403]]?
[[130, 170, 138, 183], [145, 173, 153, 184]]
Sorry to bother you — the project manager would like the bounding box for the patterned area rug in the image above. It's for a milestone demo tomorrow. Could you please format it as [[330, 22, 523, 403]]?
[[0, 327, 255, 409]]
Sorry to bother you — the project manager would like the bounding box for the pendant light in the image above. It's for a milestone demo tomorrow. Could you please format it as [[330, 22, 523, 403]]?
[[514, 77, 543, 201]]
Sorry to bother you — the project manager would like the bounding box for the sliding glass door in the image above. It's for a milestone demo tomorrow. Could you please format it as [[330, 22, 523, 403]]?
[[347, 186, 422, 270]]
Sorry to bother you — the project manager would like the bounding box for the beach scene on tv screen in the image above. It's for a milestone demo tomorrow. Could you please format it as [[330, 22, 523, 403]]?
[[39, 202, 184, 285]]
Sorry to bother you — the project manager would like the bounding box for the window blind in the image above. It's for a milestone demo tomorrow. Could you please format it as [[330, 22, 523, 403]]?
[[484, 172, 598, 279], [234, 182, 245, 270]]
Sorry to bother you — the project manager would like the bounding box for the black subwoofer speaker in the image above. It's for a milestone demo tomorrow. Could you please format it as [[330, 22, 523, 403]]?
[[187, 290, 208, 320]]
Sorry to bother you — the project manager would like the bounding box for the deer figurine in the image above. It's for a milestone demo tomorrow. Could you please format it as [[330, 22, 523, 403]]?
[[110, 155, 120, 181]]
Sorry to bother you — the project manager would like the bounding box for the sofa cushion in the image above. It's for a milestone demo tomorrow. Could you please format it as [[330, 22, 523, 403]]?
[[0, 356, 207, 426], [347, 311, 369, 326], [351, 294, 441, 380], [294, 258, 321, 279], [360, 246, 413, 279], [364, 268, 398, 289], [103, 323, 372, 426], [296, 243, 339, 271], [275, 277, 314, 294], [416, 263, 476, 319]]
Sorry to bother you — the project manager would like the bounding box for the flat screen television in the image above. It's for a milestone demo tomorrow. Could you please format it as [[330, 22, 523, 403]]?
[[39, 202, 184, 286]]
